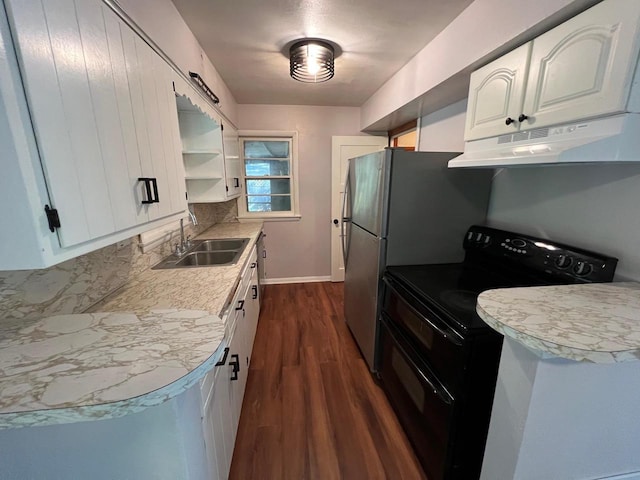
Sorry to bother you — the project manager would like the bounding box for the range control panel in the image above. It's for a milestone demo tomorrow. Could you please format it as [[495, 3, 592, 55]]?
[[463, 225, 618, 283]]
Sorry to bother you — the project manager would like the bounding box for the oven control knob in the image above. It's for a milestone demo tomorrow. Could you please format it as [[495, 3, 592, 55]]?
[[573, 261, 593, 277], [511, 238, 526, 248], [555, 254, 572, 269]]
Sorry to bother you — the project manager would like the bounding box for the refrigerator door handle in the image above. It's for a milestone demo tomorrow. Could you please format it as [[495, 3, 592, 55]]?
[[341, 165, 351, 267]]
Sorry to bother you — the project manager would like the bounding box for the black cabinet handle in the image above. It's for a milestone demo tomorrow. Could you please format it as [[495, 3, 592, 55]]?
[[505, 117, 515, 126], [518, 114, 529, 123], [215, 347, 230, 366], [234, 177, 240, 188], [252, 285, 258, 299], [151, 178, 159, 203], [138, 177, 160, 204], [235, 300, 245, 311], [230, 354, 240, 381], [251, 262, 257, 269]]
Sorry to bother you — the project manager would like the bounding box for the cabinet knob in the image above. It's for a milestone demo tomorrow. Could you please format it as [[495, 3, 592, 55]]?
[[505, 117, 516, 126], [518, 114, 529, 123]]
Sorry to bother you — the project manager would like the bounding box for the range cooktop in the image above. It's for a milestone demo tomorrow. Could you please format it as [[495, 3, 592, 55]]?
[[385, 225, 618, 334]]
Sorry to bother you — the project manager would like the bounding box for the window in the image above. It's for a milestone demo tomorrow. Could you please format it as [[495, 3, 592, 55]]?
[[238, 132, 300, 219]]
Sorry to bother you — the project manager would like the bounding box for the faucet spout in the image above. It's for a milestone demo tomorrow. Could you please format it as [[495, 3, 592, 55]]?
[[188, 208, 198, 226]]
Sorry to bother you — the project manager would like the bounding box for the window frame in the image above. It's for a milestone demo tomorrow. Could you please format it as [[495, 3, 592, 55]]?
[[237, 130, 301, 221]]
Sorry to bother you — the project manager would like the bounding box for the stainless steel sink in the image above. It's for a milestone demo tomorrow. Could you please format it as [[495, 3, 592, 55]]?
[[152, 237, 249, 269], [176, 250, 240, 266], [192, 238, 248, 252]]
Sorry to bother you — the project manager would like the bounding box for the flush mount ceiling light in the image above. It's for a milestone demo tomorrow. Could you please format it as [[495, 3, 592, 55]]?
[[289, 39, 335, 83]]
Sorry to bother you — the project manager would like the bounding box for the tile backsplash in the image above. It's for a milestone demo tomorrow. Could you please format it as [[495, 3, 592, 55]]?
[[0, 201, 238, 322]]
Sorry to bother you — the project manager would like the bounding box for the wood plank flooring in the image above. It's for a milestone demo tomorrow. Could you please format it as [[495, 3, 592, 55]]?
[[229, 282, 426, 480]]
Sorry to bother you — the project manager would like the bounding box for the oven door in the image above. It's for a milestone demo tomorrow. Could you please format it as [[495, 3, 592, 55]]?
[[378, 313, 455, 480], [382, 275, 465, 393]]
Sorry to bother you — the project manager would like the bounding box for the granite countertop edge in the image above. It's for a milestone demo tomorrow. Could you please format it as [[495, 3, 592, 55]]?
[[477, 282, 640, 364]]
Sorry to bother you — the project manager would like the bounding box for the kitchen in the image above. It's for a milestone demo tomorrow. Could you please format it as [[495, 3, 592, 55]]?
[[1, 0, 640, 478]]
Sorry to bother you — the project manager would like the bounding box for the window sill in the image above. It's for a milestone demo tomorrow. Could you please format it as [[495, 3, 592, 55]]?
[[237, 214, 302, 223]]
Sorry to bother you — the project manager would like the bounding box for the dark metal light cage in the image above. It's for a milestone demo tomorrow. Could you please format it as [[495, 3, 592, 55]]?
[[289, 40, 335, 83]]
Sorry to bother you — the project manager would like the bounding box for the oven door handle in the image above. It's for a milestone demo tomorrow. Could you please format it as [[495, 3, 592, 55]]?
[[383, 276, 464, 347], [381, 314, 453, 405]]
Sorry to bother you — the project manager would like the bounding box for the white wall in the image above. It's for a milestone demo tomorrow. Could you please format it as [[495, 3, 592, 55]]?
[[488, 164, 640, 280], [115, 0, 238, 126], [361, 0, 600, 131], [417, 99, 467, 152], [237, 105, 365, 281], [418, 101, 640, 281]]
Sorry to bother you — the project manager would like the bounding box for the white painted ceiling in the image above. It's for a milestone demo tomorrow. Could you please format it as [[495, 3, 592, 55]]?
[[171, 0, 474, 107]]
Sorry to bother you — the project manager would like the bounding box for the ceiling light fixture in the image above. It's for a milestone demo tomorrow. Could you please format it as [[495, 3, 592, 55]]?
[[289, 39, 335, 83]]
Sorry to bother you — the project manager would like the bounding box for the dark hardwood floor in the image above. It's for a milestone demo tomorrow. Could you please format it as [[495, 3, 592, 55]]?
[[229, 282, 426, 480]]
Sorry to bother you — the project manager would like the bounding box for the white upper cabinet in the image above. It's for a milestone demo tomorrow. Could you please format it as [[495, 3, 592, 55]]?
[[464, 0, 640, 141], [174, 77, 241, 203], [465, 44, 531, 141], [521, 0, 640, 130], [0, 0, 186, 269]]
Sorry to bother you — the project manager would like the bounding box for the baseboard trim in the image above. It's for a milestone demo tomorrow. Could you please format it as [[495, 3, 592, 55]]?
[[262, 276, 332, 285]]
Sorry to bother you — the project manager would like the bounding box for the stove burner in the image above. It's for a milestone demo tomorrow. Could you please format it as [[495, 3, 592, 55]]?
[[440, 290, 479, 313]]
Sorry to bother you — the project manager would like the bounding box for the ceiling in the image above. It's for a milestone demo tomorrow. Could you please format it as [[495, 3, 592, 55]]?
[[171, 0, 474, 107]]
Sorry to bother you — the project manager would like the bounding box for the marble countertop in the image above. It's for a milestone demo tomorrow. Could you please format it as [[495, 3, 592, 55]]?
[[477, 282, 640, 363], [0, 221, 263, 428]]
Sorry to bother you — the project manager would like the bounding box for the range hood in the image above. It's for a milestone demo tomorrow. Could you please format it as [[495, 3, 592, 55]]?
[[448, 113, 640, 168]]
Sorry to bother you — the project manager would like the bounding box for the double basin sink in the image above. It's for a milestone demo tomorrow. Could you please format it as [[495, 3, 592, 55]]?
[[152, 238, 249, 269]]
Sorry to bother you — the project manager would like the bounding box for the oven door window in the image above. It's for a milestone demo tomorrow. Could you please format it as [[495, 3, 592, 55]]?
[[378, 317, 454, 480]]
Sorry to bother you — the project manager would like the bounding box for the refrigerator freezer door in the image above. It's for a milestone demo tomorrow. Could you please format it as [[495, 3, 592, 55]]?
[[344, 223, 385, 370], [349, 151, 387, 236]]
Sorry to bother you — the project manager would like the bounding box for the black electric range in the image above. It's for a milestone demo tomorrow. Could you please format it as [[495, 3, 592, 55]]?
[[378, 225, 618, 480]]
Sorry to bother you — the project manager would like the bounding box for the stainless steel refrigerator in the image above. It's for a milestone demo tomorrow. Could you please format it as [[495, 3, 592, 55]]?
[[341, 148, 493, 371]]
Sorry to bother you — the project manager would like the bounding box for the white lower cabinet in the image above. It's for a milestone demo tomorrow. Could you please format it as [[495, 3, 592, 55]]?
[[200, 246, 260, 480], [0, 0, 187, 270]]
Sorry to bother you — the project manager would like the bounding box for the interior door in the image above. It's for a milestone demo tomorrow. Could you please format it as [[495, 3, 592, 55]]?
[[331, 136, 387, 282]]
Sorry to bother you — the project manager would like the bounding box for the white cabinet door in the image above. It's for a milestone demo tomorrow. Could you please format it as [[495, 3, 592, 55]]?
[[4, 0, 186, 248], [212, 367, 233, 480], [464, 43, 531, 141], [521, 0, 640, 130], [222, 122, 242, 199]]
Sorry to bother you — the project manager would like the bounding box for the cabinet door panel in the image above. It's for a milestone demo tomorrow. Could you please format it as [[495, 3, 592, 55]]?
[[464, 43, 531, 141], [120, 27, 159, 219], [522, 0, 640, 129], [135, 39, 174, 219], [6, 0, 115, 246], [223, 123, 242, 199], [103, 10, 149, 225], [75, 1, 138, 232], [153, 54, 187, 214]]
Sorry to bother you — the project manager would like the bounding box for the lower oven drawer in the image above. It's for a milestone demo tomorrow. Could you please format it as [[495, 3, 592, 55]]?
[[378, 315, 454, 480]]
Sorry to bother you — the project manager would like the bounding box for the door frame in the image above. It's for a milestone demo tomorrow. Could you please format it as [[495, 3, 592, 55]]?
[[331, 135, 387, 282]]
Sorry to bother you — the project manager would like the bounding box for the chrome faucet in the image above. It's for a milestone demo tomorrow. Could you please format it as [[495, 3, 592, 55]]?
[[175, 208, 199, 256], [188, 208, 198, 226]]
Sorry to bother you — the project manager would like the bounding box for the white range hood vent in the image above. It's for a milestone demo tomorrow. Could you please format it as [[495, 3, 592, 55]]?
[[449, 113, 640, 168]]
